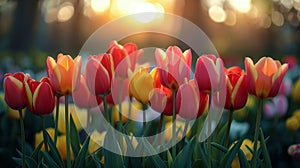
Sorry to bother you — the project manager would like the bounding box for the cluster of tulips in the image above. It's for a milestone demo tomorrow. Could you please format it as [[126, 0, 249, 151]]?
[[3, 40, 289, 167]]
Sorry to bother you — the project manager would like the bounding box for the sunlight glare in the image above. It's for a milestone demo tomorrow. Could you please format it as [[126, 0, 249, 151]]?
[[91, 0, 110, 13], [229, 0, 251, 13]]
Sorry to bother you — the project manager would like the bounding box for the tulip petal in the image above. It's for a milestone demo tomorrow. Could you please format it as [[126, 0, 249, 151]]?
[[268, 63, 288, 98], [231, 75, 248, 109], [245, 57, 257, 95], [4, 76, 26, 110], [47, 56, 61, 92], [33, 83, 55, 115]]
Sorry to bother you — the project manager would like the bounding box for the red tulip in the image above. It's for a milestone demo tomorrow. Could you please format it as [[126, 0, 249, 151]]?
[[225, 67, 248, 110], [244, 57, 288, 99], [176, 80, 209, 120], [195, 54, 226, 93], [24, 75, 55, 115], [73, 75, 102, 109], [85, 54, 114, 96], [46, 53, 82, 96], [149, 68, 174, 116], [3, 72, 27, 110], [155, 46, 192, 90], [108, 41, 143, 77]]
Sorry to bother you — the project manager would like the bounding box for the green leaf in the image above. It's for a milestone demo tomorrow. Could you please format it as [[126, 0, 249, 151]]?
[[220, 138, 243, 168], [172, 138, 195, 168], [45, 130, 64, 167], [211, 142, 228, 153], [167, 150, 173, 168], [31, 141, 43, 159], [142, 138, 167, 168], [103, 127, 124, 168], [42, 159, 49, 168], [238, 149, 250, 168], [73, 136, 90, 168], [25, 155, 38, 168], [260, 128, 272, 168], [70, 115, 80, 158], [41, 151, 60, 168], [92, 154, 102, 168], [12, 157, 22, 166], [198, 143, 209, 168]]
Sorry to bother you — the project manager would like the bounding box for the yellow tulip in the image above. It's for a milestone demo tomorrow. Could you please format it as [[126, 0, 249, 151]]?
[[111, 101, 142, 123], [292, 78, 300, 102], [286, 116, 300, 131], [7, 108, 26, 120], [293, 110, 300, 122], [56, 135, 74, 160], [231, 139, 260, 168], [129, 68, 154, 104], [53, 103, 87, 133], [89, 130, 106, 154], [35, 128, 55, 150]]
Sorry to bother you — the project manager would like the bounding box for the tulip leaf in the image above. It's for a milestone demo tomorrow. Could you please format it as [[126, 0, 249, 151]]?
[[260, 128, 272, 168], [25, 155, 38, 168], [198, 142, 209, 168], [211, 142, 228, 153], [141, 139, 167, 168], [167, 150, 173, 168], [12, 157, 22, 166], [220, 137, 243, 168], [31, 141, 43, 159], [103, 126, 124, 168], [172, 137, 195, 168], [42, 159, 49, 168], [73, 136, 90, 168], [70, 115, 80, 158], [238, 148, 251, 168], [41, 151, 60, 168], [45, 130, 64, 167]]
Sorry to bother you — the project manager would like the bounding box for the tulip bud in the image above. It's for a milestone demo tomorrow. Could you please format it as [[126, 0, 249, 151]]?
[[244, 57, 288, 99], [3, 72, 27, 110]]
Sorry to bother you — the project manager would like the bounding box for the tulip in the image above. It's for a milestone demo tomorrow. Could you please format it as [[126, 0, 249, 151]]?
[[288, 144, 300, 160], [176, 80, 209, 120], [46, 53, 82, 96], [279, 77, 292, 96], [3, 72, 27, 110], [85, 54, 113, 96], [225, 67, 248, 110], [283, 55, 298, 69], [108, 41, 143, 78], [129, 68, 154, 104], [264, 95, 288, 119], [35, 128, 55, 150], [155, 46, 192, 90], [292, 78, 300, 102], [73, 74, 102, 109], [149, 68, 174, 116], [286, 116, 300, 131], [244, 57, 288, 99], [24, 76, 55, 115], [195, 54, 226, 93]]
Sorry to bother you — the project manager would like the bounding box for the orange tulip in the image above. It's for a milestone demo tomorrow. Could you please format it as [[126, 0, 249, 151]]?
[[244, 57, 288, 99], [46, 53, 82, 96], [225, 67, 248, 110], [3, 72, 28, 110], [24, 75, 55, 115]]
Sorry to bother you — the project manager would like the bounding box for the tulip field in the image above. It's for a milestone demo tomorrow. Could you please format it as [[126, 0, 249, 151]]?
[[1, 41, 300, 168]]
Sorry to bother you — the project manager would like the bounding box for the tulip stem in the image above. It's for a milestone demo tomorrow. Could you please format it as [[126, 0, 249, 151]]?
[[54, 96, 60, 145], [180, 120, 189, 150], [224, 109, 234, 148], [172, 90, 177, 159], [101, 95, 110, 124], [118, 79, 124, 131], [41, 116, 49, 152], [65, 96, 71, 168], [252, 99, 262, 168], [158, 115, 164, 133], [142, 104, 148, 135], [18, 109, 25, 168]]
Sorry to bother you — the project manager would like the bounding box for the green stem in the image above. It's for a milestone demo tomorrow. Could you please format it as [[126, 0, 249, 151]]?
[[128, 97, 132, 121], [86, 108, 90, 132], [252, 99, 262, 168], [158, 114, 164, 133], [172, 90, 177, 159], [19, 109, 25, 168], [65, 96, 71, 168], [101, 95, 110, 123], [180, 120, 189, 149], [142, 104, 147, 135], [224, 109, 234, 148], [54, 96, 60, 145], [118, 79, 124, 130], [207, 94, 212, 168], [42, 116, 48, 152]]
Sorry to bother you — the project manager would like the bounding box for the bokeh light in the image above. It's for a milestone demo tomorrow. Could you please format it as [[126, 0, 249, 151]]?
[[228, 0, 252, 13], [57, 2, 74, 22], [209, 6, 226, 23], [91, 0, 111, 13]]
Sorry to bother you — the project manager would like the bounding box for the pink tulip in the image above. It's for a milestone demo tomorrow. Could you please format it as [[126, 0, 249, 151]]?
[[194, 54, 226, 93], [264, 95, 288, 119]]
